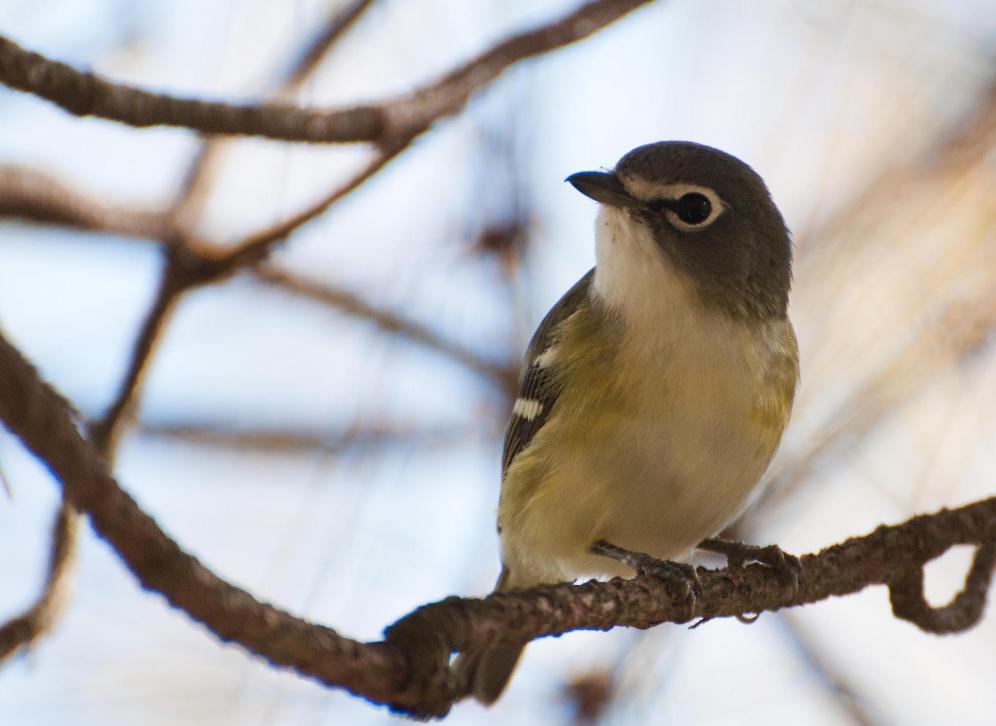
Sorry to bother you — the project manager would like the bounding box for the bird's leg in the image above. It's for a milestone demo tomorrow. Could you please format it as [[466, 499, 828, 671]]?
[[590, 540, 701, 603], [698, 538, 802, 595]]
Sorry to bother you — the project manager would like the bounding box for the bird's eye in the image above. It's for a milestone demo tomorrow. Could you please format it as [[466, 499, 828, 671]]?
[[674, 192, 711, 225]]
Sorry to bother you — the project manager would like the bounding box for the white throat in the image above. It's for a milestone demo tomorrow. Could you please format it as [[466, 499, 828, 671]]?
[[592, 206, 699, 328]]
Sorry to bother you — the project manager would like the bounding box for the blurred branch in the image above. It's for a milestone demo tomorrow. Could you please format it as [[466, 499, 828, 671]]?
[[0, 159, 521, 399], [762, 91, 996, 515], [795, 84, 996, 259], [0, 0, 518, 672], [0, 162, 517, 393], [0, 502, 78, 663], [255, 265, 517, 394], [172, 0, 378, 229], [0, 0, 651, 145], [775, 613, 883, 726], [277, 0, 378, 93], [206, 143, 405, 273], [1, 328, 994, 719], [0, 164, 170, 239], [137, 420, 470, 456], [721, 520, 883, 726], [769, 293, 996, 510]]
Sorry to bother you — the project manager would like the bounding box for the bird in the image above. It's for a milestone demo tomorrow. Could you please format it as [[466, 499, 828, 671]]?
[[454, 141, 799, 705]]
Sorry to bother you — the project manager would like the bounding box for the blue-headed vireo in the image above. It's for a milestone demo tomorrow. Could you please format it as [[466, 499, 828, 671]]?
[[455, 141, 799, 704]]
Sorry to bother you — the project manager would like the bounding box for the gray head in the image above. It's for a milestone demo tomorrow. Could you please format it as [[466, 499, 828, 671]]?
[[567, 141, 792, 320]]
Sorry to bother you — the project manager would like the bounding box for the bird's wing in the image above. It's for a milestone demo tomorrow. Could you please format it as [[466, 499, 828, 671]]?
[[501, 269, 594, 475]]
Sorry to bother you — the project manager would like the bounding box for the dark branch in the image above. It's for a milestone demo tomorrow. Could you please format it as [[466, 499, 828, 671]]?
[[0, 327, 993, 718], [0, 0, 652, 146], [889, 538, 996, 634]]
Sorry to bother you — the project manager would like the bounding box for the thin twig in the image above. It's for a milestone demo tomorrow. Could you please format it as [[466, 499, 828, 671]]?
[[757, 90, 996, 519], [0, 502, 78, 663], [0, 1, 652, 145], [0, 165, 520, 393], [0, 164, 170, 239], [278, 0, 378, 93], [208, 143, 406, 273], [254, 265, 517, 392], [768, 292, 996, 511], [137, 420, 469, 456], [171, 0, 378, 228]]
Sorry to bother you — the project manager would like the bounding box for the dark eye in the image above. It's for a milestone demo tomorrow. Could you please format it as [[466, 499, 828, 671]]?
[[674, 192, 711, 224]]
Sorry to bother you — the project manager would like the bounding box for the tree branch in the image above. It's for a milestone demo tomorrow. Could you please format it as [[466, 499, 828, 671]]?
[[207, 142, 406, 273], [0, 0, 652, 146], [0, 164, 518, 393], [136, 420, 470, 456], [170, 0, 379, 229], [0, 1, 387, 669], [0, 164, 169, 239], [0, 501, 78, 663], [277, 0, 379, 93], [0, 327, 992, 719], [254, 265, 517, 394]]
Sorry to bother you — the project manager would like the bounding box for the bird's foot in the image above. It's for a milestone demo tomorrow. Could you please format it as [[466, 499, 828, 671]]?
[[698, 538, 801, 596], [590, 540, 701, 604]]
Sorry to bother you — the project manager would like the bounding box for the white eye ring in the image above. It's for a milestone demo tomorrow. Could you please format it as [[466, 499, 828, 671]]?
[[658, 184, 725, 232]]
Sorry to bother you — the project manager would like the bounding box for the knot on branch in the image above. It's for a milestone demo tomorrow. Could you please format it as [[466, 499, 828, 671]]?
[[382, 597, 468, 719], [888, 526, 996, 634]]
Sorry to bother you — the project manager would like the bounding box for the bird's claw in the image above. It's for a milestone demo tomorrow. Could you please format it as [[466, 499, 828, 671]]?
[[698, 538, 801, 596], [590, 540, 702, 604]]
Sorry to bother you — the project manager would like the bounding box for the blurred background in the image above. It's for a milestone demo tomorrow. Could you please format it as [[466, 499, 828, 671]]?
[[1, 0, 995, 724]]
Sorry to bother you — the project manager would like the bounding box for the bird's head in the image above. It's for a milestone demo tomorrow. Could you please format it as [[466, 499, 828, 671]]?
[[567, 141, 792, 321]]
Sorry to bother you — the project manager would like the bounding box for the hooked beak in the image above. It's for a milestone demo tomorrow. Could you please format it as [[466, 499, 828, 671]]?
[[565, 171, 641, 209]]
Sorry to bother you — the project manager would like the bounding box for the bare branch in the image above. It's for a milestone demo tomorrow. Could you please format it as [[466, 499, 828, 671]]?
[[0, 1, 652, 145], [0, 165, 518, 393], [254, 265, 517, 393], [171, 0, 378, 228], [0, 328, 993, 718], [207, 143, 405, 273], [0, 195, 187, 666], [0, 502, 78, 663], [0, 328, 405, 701], [278, 0, 378, 93], [0, 164, 170, 239], [775, 613, 884, 726], [889, 538, 996, 633], [137, 420, 470, 456], [762, 92, 996, 515]]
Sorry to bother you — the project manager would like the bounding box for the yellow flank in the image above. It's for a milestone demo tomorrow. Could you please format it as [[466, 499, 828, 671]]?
[[748, 322, 800, 435]]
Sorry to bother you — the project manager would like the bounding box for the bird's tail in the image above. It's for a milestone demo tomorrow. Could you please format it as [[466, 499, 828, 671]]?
[[452, 567, 527, 705]]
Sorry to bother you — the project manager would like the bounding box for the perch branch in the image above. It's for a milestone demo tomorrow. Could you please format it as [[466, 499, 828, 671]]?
[[0, 328, 992, 719]]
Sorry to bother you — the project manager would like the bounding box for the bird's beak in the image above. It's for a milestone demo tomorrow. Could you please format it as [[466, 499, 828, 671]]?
[[566, 171, 641, 209]]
